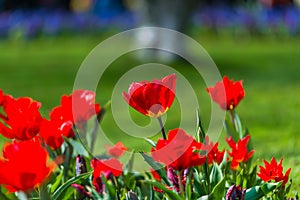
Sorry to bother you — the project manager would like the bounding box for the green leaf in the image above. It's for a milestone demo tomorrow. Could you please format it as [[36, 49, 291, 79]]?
[[247, 165, 258, 188], [124, 151, 135, 174], [50, 168, 64, 193], [197, 195, 209, 200], [0, 186, 13, 200], [39, 181, 50, 200], [140, 182, 153, 200], [196, 108, 206, 142], [86, 185, 102, 199], [101, 174, 117, 199], [193, 169, 208, 196], [236, 169, 244, 187], [146, 181, 183, 200], [144, 138, 156, 148], [210, 163, 223, 189], [51, 172, 92, 200], [210, 176, 226, 199], [224, 119, 238, 142], [232, 110, 243, 139], [60, 187, 75, 200], [61, 138, 74, 181], [185, 170, 192, 200], [140, 152, 171, 186], [245, 182, 281, 200]]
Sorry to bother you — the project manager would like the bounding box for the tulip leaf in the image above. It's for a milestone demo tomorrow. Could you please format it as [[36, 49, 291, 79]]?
[[124, 150, 135, 174], [185, 170, 192, 200], [50, 168, 64, 193], [101, 174, 117, 199], [140, 152, 171, 186], [143, 137, 156, 148], [209, 163, 223, 189], [139, 181, 153, 200], [224, 119, 239, 142], [244, 182, 281, 200], [196, 108, 206, 142], [145, 181, 183, 200], [232, 110, 243, 139], [193, 169, 207, 196], [51, 172, 92, 200], [197, 195, 209, 200], [210, 176, 226, 199]]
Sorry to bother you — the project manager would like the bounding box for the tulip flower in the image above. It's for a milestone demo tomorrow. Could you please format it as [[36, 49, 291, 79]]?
[[207, 76, 245, 110], [257, 157, 291, 186], [39, 119, 74, 149], [201, 136, 225, 165], [122, 74, 176, 118], [226, 135, 254, 170], [50, 90, 100, 124], [226, 185, 246, 200], [0, 139, 55, 192], [105, 142, 128, 158], [151, 128, 206, 171], [0, 96, 43, 140], [91, 158, 123, 193]]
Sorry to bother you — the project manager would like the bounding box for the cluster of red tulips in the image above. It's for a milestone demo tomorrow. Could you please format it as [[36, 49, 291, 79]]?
[[0, 74, 295, 199]]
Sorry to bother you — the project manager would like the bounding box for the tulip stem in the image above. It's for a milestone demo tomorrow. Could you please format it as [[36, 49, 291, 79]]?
[[229, 109, 237, 132], [157, 117, 167, 140]]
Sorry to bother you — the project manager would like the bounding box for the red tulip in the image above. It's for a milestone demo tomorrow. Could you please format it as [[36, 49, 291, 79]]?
[[201, 136, 225, 165], [91, 158, 123, 193], [151, 128, 206, 171], [226, 135, 254, 170], [122, 74, 176, 118], [207, 76, 245, 110], [0, 139, 55, 192], [39, 119, 74, 149], [257, 157, 291, 186], [50, 90, 100, 124], [0, 96, 43, 140], [105, 142, 128, 158]]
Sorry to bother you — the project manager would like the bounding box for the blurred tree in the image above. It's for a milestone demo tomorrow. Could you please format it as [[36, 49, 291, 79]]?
[[3, 0, 39, 10], [127, 0, 200, 61], [2, 0, 71, 10]]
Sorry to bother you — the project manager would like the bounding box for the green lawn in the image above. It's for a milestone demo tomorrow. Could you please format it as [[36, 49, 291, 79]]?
[[0, 34, 300, 190]]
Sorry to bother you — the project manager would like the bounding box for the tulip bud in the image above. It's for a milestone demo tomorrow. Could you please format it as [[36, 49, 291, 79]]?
[[126, 190, 139, 200], [71, 184, 91, 198], [226, 185, 246, 200], [167, 167, 179, 192], [76, 155, 87, 176]]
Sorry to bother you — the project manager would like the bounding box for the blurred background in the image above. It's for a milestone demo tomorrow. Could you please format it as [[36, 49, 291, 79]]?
[[0, 0, 300, 189]]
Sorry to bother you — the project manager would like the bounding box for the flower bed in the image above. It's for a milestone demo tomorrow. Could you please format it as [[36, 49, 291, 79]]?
[[0, 75, 296, 199]]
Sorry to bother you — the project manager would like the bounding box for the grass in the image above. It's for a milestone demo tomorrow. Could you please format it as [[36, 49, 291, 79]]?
[[0, 33, 299, 191]]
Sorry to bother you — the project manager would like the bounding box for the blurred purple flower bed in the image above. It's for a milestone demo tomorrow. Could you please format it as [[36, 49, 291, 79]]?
[[0, 5, 299, 39], [195, 5, 300, 35]]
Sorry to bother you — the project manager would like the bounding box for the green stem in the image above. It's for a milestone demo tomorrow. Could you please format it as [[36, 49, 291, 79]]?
[[233, 169, 237, 184], [177, 170, 185, 198], [90, 108, 106, 153], [204, 161, 210, 194], [157, 116, 167, 140], [229, 109, 237, 133]]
